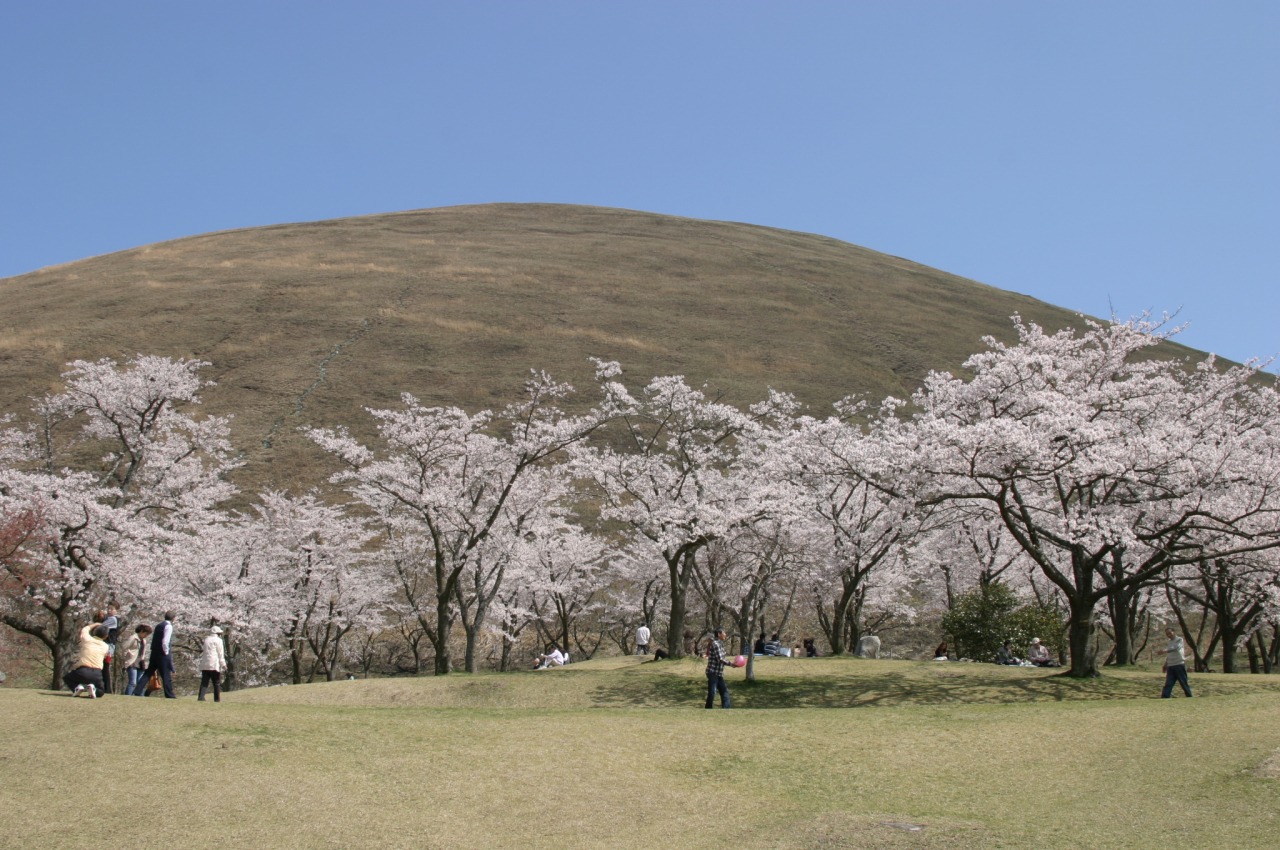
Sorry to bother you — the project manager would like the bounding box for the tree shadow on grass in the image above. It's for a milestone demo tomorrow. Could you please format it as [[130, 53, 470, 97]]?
[[589, 664, 1161, 709]]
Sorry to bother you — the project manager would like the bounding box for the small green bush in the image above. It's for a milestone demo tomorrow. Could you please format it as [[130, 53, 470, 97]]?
[[942, 583, 1065, 661]]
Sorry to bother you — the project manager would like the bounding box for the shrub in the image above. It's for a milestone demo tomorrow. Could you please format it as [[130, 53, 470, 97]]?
[[942, 583, 1064, 662]]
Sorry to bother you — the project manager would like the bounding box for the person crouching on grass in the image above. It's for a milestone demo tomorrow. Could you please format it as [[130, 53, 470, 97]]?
[[704, 628, 731, 709], [64, 622, 110, 698]]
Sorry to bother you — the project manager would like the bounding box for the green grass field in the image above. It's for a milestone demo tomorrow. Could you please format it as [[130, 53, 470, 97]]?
[[3, 657, 1277, 849]]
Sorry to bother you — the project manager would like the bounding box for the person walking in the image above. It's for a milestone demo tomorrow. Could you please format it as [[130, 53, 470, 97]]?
[[132, 611, 177, 698], [704, 628, 731, 709], [197, 625, 228, 702], [120, 623, 153, 697], [635, 623, 651, 655], [1161, 626, 1193, 698]]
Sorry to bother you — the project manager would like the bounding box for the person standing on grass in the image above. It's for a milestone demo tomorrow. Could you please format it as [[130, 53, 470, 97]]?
[[197, 625, 228, 702], [121, 623, 152, 697], [100, 604, 120, 693], [1161, 626, 1193, 698], [635, 622, 651, 655], [704, 628, 731, 709], [132, 611, 177, 698]]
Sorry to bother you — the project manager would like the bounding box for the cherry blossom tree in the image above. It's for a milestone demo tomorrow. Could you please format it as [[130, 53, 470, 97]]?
[[911, 508, 1033, 610], [785, 412, 928, 655], [874, 317, 1280, 676], [379, 525, 439, 674], [695, 521, 811, 678], [570, 375, 793, 659], [1166, 554, 1278, 673], [450, 467, 586, 672], [0, 356, 240, 688], [490, 583, 537, 672], [248, 492, 383, 683], [523, 509, 609, 662], [309, 368, 614, 674], [594, 543, 670, 656]]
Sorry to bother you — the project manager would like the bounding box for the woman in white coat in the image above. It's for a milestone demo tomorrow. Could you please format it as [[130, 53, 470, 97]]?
[[197, 625, 228, 702]]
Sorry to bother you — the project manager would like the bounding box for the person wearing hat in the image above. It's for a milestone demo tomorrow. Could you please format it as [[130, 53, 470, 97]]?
[[197, 625, 228, 702], [1027, 637, 1057, 667]]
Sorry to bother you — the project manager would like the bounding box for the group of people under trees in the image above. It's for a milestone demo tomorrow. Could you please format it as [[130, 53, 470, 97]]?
[[993, 637, 1061, 668], [927, 637, 1061, 668], [932, 628, 1194, 699], [57, 604, 1197, 704], [61, 608, 228, 701]]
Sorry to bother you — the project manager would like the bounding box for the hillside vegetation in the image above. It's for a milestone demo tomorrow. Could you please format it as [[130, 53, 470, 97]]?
[[0, 203, 1104, 491]]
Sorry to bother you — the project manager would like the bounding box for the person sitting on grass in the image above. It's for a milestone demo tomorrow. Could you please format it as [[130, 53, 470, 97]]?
[[1026, 638, 1059, 667], [995, 640, 1022, 665], [534, 645, 568, 669], [761, 633, 783, 656]]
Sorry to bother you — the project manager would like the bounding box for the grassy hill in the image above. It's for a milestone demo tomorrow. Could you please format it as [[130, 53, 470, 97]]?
[[3, 658, 1278, 849], [0, 203, 1123, 491]]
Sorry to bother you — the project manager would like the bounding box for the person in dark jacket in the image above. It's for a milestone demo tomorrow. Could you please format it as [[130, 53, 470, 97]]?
[[131, 611, 177, 698]]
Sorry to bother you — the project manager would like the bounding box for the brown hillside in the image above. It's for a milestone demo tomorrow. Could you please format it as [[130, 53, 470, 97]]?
[[0, 203, 1096, 492]]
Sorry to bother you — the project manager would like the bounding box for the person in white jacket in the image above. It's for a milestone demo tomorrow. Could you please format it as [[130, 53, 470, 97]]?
[[197, 625, 228, 702]]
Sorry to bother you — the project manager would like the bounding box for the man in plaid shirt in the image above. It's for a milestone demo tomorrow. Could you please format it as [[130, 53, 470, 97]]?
[[704, 628, 732, 709]]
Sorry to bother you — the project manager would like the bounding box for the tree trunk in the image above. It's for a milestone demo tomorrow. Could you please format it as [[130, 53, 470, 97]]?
[[433, 590, 453, 675], [1265, 625, 1280, 674], [825, 580, 858, 656], [1220, 624, 1239, 674], [50, 639, 67, 691], [462, 622, 478, 673], [1065, 594, 1099, 678], [666, 584, 688, 660], [664, 551, 694, 659], [1246, 635, 1261, 674], [223, 639, 238, 691], [290, 643, 304, 685], [1107, 584, 1137, 666], [1272, 626, 1280, 672]]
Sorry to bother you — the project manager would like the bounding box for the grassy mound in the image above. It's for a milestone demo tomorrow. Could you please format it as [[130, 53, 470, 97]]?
[[0, 203, 1108, 492], [4, 658, 1277, 849]]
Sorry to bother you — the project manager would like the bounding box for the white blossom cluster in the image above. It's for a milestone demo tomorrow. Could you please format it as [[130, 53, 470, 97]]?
[[3, 317, 1278, 685]]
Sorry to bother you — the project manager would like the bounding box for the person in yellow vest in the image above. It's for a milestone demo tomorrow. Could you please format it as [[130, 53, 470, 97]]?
[[63, 621, 110, 698]]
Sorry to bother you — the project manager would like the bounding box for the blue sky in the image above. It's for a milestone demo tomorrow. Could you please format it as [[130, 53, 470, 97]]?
[[3, 3, 1276, 367]]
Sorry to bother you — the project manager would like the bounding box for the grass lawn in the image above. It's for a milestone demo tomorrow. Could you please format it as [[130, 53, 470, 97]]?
[[2, 657, 1277, 849]]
